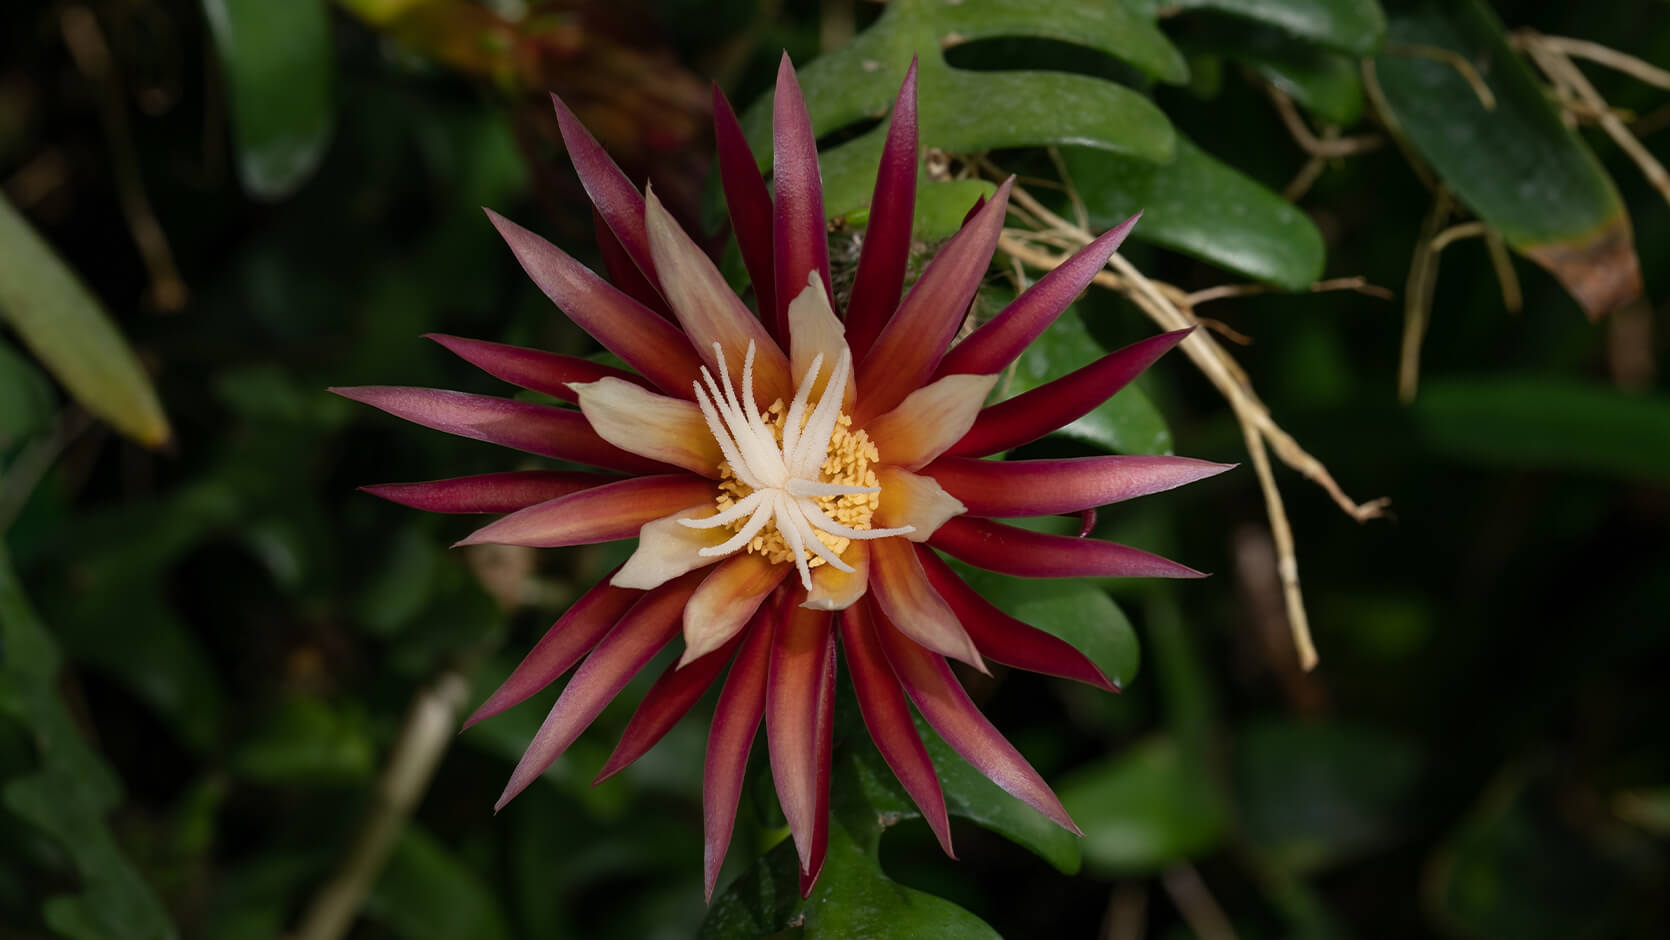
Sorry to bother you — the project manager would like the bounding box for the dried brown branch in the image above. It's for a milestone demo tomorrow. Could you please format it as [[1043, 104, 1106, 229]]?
[[1399, 188, 1454, 403], [1383, 43, 1498, 110], [1264, 84, 1385, 158], [1162, 864, 1239, 940]]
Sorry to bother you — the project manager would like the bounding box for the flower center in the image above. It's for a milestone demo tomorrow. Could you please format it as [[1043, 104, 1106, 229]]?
[[678, 340, 913, 590]]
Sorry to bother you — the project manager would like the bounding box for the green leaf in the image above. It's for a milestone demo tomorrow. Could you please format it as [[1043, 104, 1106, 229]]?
[[1374, 0, 1641, 318], [365, 825, 512, 940], [702, 820, 1001, 940], [1234, 718, 1421, 873], [953, 566, 1141, 689], [0, 545, 177, 940], [991, 299, 1174, 455], [1057, 735, 1229, 874], [0, 194, 170, 448], [1412, 378, 1670, 481], [1165, 0, 1388, 55], [201, 0, 334, 199], [1180, 18, 1365, 125], [0, 335, 55, 451], [227, 696, 377, 785], [1064, 135, 1327, 289], [743, 0, 1178, 240], [936, 0, 1189, 84]]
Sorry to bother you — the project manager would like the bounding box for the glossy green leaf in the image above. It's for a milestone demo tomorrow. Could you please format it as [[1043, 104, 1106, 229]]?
[[0, 545, 177, 940], [936, 0, 1189, 84], [365, 825, 512, 940], [1412, 378, 1670, 481], [1064, 135, 1326, 289], [1180, 19, 1365, 124], [743, 0, 1178, 240], [990, 298, 1174, 455], [0, 335, 54, 451], [1057, 735, 1229, 874], [1165, 0, 1388, 55], [1234, 718, 1421, 873], [702, 819, 1000, 940], [1374, 0, 1641, 318], [953, 565, 1141, 689], [0, 194, 170, 448], [201, 0, 334, 199]]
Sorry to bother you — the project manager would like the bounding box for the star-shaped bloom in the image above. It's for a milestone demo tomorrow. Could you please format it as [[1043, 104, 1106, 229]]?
[[334, 55, 1231, 898]]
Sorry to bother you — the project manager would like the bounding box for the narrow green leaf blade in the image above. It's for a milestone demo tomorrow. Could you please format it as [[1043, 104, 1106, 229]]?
[[0, 194, 170, 448], [1168, 0, 1388, 55], [936, 0, 1189, 83], [1066, 135, 1326, 290], [1412, 378, 1670, 481], [1374, 0, 1641, 318], [201, 0, 334, 199]]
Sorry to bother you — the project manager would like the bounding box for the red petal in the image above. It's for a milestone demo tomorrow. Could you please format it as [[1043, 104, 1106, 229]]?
[[484, 209, 704, 397], [929, 516, 1206, 579], [592, 207, 674, 320], [550, 93, 661, 296], [494, 572, 701, 810], [464, 572, 638, 728], [361, 471, 616, 514], [924, 455, 1233, 517], [426, 333, 648, 403], [843, 60, 919, 361], [840, 601, 954, 856], [766, 602, 836, 887], [853, 178, 1013, 425], [772, 54, 834, 342], [935, 215, 1143, 378], [703, 608, 776, 901], [455, 475, 715, 548], [946, 329, 1191, 457], [593, 628, 744, 783], [868, 536, 985, 670], [872, 604, 1080, 834], [713, 83, 776, 319], [917, 547, 1115, 691], [329, 385, 674, 475]]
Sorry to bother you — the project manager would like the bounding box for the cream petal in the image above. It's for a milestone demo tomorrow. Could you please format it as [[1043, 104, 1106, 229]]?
[[572, 378, 723, 478], [872, 467, 965, 541], [786, 272, 854, 411], [864, 373, 1000, 470], [803, 540, 870, 611], [644, 188, 793, 405], [679, 553, 788, 666], [612, 505, 733, 590]]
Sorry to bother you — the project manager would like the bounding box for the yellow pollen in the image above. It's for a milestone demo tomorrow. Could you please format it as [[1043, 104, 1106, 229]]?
[[713, 399, 880, 568]]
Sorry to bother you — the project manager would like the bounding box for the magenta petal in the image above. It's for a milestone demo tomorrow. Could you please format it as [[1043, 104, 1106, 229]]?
[[704, 609, 775, 902], [946, 329, 1191, 458], [484, 210, 704, 397], [843, 60, 919, 361], [455, 475, 714, 548], [495, 573, 701, 810], [330, 385, 674, 475], [766, 602, 836, 884], [872, 604, 1080, 835], [771, 54, 834, 342], [361, 471, 616, 515], [929, 516, 1206, 580], [840, 602, 954, 857], [426, 333, 648, 403], [935, 215, 1144, 379], [916, 547, 1114, 691], [924, 455, 1233, 517], [593, 628, 744, 784], [592, 207, 675, 320], [854, 178, 1013, 425], [550, 93, 661, 296], [713, 83, 776, 319], [464, 572, 638, 728]]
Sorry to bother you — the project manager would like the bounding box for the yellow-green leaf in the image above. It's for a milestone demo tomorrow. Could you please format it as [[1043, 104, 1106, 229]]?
[[0, 194, 170, 448]]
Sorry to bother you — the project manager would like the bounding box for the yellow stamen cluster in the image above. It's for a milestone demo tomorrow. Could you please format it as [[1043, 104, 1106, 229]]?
[[714, 399, 879, 568]]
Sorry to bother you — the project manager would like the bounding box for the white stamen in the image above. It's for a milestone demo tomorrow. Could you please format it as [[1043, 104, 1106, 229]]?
[[678, 339, 914, 589]]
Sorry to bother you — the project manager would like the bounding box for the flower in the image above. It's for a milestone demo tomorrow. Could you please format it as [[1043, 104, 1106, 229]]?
[[333, 55, 1231, 898]]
